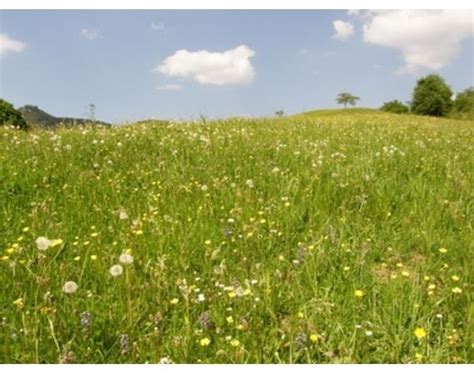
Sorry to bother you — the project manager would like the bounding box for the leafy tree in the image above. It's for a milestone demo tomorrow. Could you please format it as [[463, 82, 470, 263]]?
[[0, 98, 28, 129], [275, 110, 285, 117], [336, 92, 360, 108], [380, 100, 409, 114], [451, 87, 474, 120], [411, 74, 453, 117]]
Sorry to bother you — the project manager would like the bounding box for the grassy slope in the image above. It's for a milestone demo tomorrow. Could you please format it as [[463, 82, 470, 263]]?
[[0, 112, 473, 363]]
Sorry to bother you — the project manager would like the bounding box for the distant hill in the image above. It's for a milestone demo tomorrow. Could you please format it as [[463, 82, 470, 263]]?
[[18, 105, 111, 128]]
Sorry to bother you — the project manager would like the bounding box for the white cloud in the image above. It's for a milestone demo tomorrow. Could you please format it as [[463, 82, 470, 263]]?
[[0, 33, 26, 55], [157, 84, 182, 91], [151, 22, 165, 31], [361, 10, 474, 73], [155, 45, 256, 86], [333, 20, 354, 40], [80, 28, 102, 40]]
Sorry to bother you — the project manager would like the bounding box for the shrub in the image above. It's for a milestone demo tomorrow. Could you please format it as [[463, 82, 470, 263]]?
[[0, 98, 28, 129], [451, 87, 474, 120], [380, 100, 409, 114], [411, 74, 453, 117]]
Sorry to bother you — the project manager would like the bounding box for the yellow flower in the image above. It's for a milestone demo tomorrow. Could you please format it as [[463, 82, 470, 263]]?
[[415, 353, 423, 362], [451, 275, 460, 281], [451, 287, 462, 294], [204, 240, 211, 245], [427, 284, 436, 290], [230, 339, 240, 347], [414, 327, 427, 339], [401, 271, 410, 277], [423, 275, 430, 281], [439, 248, 448, 254], [90, 255, 98, 260], [13, 297, 24, 309], [343, 266, 350, 271], [22, 227, 30, 232], [354, 290, 364, 298], [310, 334, 318, 343], [200, 337, 211, 346], [228, 291, 236, 298], [49, 239, 63, 247], [226, 316, 234, 324], [170, 298, 179, 305]]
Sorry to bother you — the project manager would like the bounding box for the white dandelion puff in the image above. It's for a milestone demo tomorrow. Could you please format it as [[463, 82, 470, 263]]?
[[119, 253, 134, 265], [109, 264, 124, 277], [62, 281, 78, 294], [36, 236, 51, 251]]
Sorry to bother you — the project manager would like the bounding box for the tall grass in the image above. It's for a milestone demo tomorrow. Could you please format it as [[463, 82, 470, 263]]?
[[0, 112, 472, 363]]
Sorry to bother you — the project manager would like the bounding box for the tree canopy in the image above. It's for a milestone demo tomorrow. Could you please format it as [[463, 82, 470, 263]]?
[[336, 92, 360, 108]]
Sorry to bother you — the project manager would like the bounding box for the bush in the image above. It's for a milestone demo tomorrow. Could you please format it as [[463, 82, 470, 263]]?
[[380, 100, 409, 114], [411, 74, 453, 117], [0, 98, 28, 129], [451, 87, 474, 120]]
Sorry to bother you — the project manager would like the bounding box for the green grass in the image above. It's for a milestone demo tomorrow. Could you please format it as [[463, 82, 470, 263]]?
[[0, 112, 473, 363]]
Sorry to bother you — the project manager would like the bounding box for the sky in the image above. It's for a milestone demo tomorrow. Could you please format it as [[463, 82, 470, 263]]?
[[0, 10, 473, 123]]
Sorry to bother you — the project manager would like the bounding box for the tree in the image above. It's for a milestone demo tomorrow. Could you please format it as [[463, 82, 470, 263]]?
[[380, 100, 409, 114], [0, 98, 28, 129], [451, 87, 474, 120], [411, 74, 453, 117], [275, 110, 285, 117], [336, 92, 360, 108]]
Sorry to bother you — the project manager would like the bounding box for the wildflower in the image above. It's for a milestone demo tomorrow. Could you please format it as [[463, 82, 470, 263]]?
[[62, 281, 78, 294], [365, 330, 373, 337], [401, 271, 410, 277], [119, 253, 134, 264], [197, 293, 205, 302], [226, 316, 234, 324], [451, 275, 460, 281], [159, 357, 174, 364], [427, 284, 436, 290], [204, 240, 211, 245], [439, 248, 448, 254], [415, 353, 423, 362], [414, 327, 427, 340], [343, 266, 350, 271], [50, 239, 63, 247], [170, 298, 179, 305], [451, 287, 462, 294], [90, 255, 97, 261], [120, 334, 129, 355], [119, 210, 129, 220], [200, 337, 211, 346], [36, 236, 50, 251], [80, 312, 91, 331], [245, 179, 255, 188], [354, 290, 364, 298], [198, 312, 215, 330], [13, 297, 24, 309], [22, 227, 30, 232], [109, 264, 123, 277], [310, 334, 318, 343], [230, 339, 240, 347], [228, 291, 236, 298]]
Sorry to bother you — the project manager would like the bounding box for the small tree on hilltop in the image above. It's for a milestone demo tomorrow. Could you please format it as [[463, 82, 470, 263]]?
[[411, 74, 453, 117], [452, 87, 474, 120], [0, 98, 28, 129], [337, 92, 360, 108]]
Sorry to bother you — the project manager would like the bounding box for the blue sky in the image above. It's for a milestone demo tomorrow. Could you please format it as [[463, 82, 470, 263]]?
[[1, 10, 473, 123]]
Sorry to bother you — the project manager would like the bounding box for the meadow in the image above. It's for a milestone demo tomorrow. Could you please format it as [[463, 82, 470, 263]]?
[[0, 110, 472, 363]]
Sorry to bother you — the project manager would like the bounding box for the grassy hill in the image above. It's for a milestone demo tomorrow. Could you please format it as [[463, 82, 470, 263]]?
[[0, 111, 472, 363]]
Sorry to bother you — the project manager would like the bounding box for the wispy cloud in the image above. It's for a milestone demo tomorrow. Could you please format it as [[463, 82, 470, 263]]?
[[333, 20, 355, 40], [80, 28, 102, 41], [157, 84, 182, 91], [0, 33, 26, 55], [151, 22, 165, 31]]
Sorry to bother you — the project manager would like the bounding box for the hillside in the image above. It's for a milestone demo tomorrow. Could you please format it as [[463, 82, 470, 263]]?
[[18, 105, 111, 128], [0, 111, 472, 363]]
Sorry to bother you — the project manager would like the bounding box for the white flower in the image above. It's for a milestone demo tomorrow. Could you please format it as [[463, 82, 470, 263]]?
[[36, 236, 51, 251], [62, 281, 78, 294], [119, 210, 129, 220], [197, 293, 206, 302], [245, 179, 255, 188], [109, 264, 123, 277], [159, 357, 174, 364], [119, 253, 134, 265], [365, 330, 373, 337]]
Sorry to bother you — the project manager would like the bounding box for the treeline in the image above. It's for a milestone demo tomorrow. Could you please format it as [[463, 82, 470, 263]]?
[[381, 74, 474, 120]]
